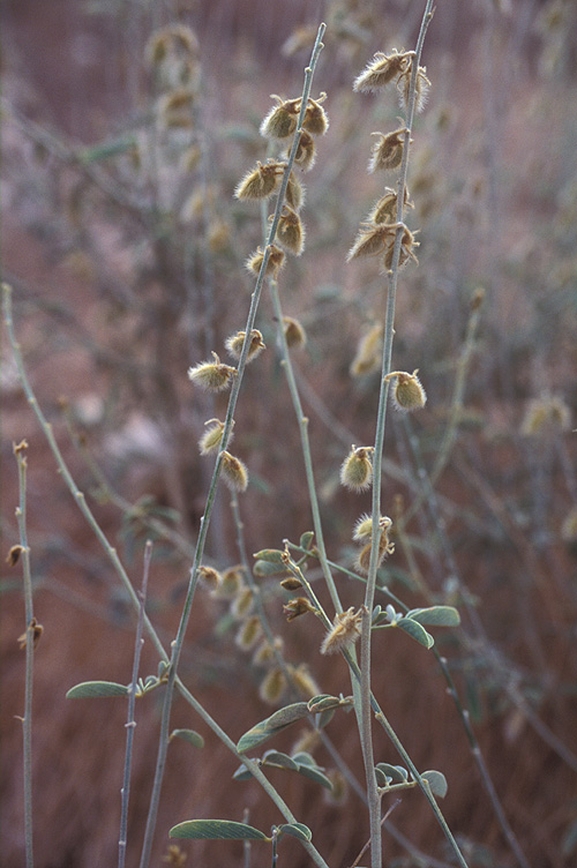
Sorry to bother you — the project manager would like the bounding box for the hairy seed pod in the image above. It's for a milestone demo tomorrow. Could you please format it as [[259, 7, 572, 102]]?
[[285, 172, 305, 211], [234, 160, 286, 200], [320, 607, 363, 655], [353, 514, 392, 542], [187, 352, 236, 392], [259, 667, 287, 704], [276, 207, 305, 255], [283, 316, 307, 349], [289, 663, 321, 699], [225, 329, 266, 362], [158, 89, 195, 129], [221, 451, 249, 493], [353, 49, 414, 93], [231, 586, 254, 620], [260, 95, 301, 139], [283, 597, 316, 621], [398, 65, 431, 113], [199, 418, 232, 456], [246, 245, 286, 279], [340, 445, 374, 492], [235, 615, 263, 651], [386, 370, 427, 412], [292, 130, 316, 172], [520, 394, 572, 436], [252, 636, 284, 667], [197, 565, 222, 592], [302, 93, 329, 136], [368, 128, 407, 173], [355, 524, 395, 575], [350, 323, 383, 377]]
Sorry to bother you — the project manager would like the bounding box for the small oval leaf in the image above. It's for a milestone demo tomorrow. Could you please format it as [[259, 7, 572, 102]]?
[[66, 681, 128, 699], [170, 819, 270, 840], [295, 763, 333, 790], [422, 769, 448, 798], [376, 763, 408, 784], [261, 750, 299, 771], [253, 549, 285, 563], [299, 531, 314, 550], [237, 702, 309, 753], [397, 618, 434, 649], [253, 559, 290, 578], [170, 729, 204, 749], [277, 822, 313, 842], [232, 764, 253, 782], [406, 606, 461, 627]]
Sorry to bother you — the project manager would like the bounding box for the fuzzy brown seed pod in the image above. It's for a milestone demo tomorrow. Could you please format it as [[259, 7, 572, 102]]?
[[225, 329, 266, 362], [221, 451, 249, 493], [198, 418, 232, 456], [234, 160, 286, 200], [260, 95, 301, 139], [282, 316, 307, 350], [187, 352, 236, 392], [320, 607, 363, 655], [355, 522, 395, 575], [235, 615, 263, 651], [398, 65, 431, 113], [197, 565, 222, 592], [353, 514, 392, 542], [368, 128, 408, 173], [346, 222, 399, 262], [283, 596, 316, 621], [386, 370, 427, 412], [276, 207, 306, 255], [350, 323, 383, 377], [520, 394, 572, 436], [353, 49, 414, 93], [285, 172, 305, 211], [302, 93, 329, 136], [292, 130, 316, 172], [340, 446, 374, 492], [158, 89, 195, 129], [245, 245, 286, 279], [259, 667, 287, 704]]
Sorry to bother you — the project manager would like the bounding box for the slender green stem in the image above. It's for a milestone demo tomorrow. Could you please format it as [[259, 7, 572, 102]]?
[[356, 6, 436, 866], [14, 444, 35, 868], [118, 541, 153, 868], [3, 282, 331, 868], [269, 281, 343, 614], [138, 27, 328, 866]]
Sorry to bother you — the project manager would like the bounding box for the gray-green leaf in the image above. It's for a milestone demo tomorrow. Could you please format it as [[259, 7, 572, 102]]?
[[170, 729, 204, 749], [397, 618, 435, 649], [66, 681, 128, 699], [237, 702, 309, 753], [405, 606, 460, 627], [170, 819, 270, 840]]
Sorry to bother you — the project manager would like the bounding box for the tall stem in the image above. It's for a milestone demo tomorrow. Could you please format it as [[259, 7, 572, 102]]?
[[358, 5, 436, 866]]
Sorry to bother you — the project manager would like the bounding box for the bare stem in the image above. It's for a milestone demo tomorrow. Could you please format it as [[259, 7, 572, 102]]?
[[118, 541, 153, 868], [14, 443, 35, 868]]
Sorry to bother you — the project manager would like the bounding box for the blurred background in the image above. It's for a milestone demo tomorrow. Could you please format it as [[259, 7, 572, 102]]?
[[2, 1, 577, 866]]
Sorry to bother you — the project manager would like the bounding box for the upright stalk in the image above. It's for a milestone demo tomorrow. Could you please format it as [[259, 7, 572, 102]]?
[[138, 26, 328, 866], [358, 5, 436, 866], [14, 442, 35, 868]]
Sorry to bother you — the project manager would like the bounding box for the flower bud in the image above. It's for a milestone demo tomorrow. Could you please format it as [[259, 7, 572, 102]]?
[[340, 446, 374, 491], [187, 352, 236, 392]]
